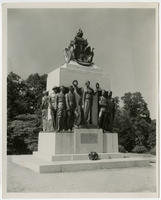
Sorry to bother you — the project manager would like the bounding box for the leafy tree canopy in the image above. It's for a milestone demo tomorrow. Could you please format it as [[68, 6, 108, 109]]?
[[7, 72, 47, 120], [113, 92, 155, 152], [121, 92, 151, 122]]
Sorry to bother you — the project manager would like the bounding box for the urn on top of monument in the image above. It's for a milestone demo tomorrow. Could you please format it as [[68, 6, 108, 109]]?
[[64, 29, 94, 66]]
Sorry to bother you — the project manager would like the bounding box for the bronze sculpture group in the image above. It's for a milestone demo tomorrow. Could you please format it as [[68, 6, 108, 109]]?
[[41, 80, 116, 133], [64, 29, 94, 66]]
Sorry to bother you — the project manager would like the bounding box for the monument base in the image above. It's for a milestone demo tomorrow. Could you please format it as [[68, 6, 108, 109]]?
[[33, 152, 129, 162], [11, 129, 153, 173], [11, 155, 151, 173], [37, 129, 118, 156]]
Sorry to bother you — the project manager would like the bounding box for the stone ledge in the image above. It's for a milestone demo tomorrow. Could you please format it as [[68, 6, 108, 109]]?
[[11, 155, 151, 173], [33, 152, 126, 161]]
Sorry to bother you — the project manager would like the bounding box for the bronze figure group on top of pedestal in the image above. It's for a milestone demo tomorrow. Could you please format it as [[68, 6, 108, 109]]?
[[41, 80, 116, 133], [64, 29, 94, 66]]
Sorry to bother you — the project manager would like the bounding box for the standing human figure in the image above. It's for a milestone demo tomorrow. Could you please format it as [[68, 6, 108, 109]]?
[[72, 80, 83, 127], [107, 91, 115, 132], [49, 87, 58, 131], [110, 98, 116, 129], [83, 81, 94, 126], [57, 86, 66, 132], [94, 82, 102, 126], [41, 91, 49, 132], [65, 85, 76, 131], [98, 90, 108, 131]]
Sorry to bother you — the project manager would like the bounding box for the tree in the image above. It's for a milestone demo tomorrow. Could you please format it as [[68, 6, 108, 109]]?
[[113, 92, 155, 152], [25, 73, 47, 113], [113, 108, 136, 151], [121, 92, 151, 122], [7, 72, 47, 119], [7, 72, 28, 120], [7, 72, 47, 154]]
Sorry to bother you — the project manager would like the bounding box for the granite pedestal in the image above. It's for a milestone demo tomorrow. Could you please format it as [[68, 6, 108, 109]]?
[[47, 61, 110, 92], [36, 129, 118, 160]]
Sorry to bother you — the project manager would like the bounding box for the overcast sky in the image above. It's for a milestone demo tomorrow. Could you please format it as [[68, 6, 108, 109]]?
[[7, 8, 157, 119]]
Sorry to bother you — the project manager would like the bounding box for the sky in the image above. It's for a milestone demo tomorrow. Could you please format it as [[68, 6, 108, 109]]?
[[7, 8, 157, 119]]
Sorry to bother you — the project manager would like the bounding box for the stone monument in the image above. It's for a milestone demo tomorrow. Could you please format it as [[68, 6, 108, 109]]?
[[12, 30, 151, 173], [36, 29, 118, 162]]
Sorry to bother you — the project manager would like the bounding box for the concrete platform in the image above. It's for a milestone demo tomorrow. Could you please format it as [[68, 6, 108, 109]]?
[[33, 152, 126, 161], [33, 152, 150, 162], [12, 155, 151, 173]]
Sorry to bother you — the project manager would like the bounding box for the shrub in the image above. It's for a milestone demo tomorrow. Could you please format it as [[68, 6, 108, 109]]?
[[132, 145, 148, 153], [150, 146, 156, 155], [119, 145, 128, 153], [7, 114, 42, 155], [147, 120, 156, 149], [14, 114, 38, 121]]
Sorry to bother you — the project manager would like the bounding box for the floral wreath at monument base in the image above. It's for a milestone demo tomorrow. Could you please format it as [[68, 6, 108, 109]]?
[[88, 151, 99, 160]]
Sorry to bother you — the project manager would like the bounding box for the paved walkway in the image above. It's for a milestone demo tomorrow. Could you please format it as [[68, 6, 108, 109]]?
[[7, 156, 156, 193]]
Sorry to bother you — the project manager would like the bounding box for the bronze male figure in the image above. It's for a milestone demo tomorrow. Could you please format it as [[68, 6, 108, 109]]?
[[98, 90, 108, 131], [72, 80, 83, 127], [57, 86, 66, 132], [49, 87, 58, 131], [65, 86, 76, 131], [41, 91, 49, 132], [83, 81, 94, 126]]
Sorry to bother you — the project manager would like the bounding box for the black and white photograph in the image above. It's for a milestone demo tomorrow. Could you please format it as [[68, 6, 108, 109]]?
[[2, 2, 159, 198]]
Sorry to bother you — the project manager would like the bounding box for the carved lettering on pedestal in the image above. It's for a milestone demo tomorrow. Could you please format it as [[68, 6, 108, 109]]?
[[81, 133, 98, 144]]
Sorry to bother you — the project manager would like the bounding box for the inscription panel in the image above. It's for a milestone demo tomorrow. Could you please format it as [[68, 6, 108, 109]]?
[[81, 133, 98, 144]]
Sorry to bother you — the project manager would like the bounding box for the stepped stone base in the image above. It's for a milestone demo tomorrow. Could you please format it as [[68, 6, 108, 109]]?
[[33, 152, 126, 162], [11, 129, 152, 174], [11, 155, 151, 173]]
